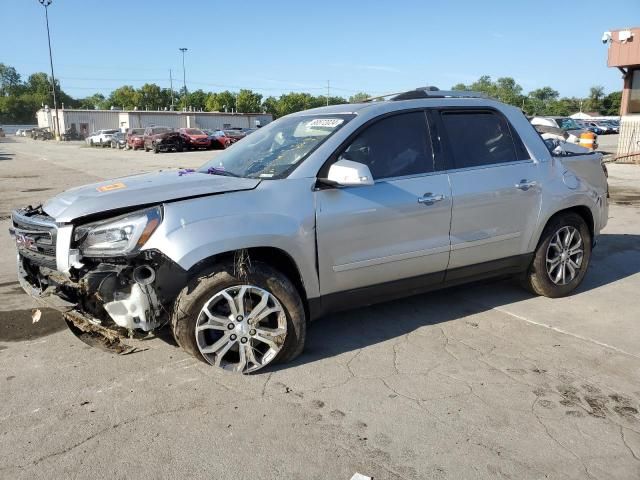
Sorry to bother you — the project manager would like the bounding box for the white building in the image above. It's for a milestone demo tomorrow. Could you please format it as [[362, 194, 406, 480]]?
[[37, 107, 272, 138]]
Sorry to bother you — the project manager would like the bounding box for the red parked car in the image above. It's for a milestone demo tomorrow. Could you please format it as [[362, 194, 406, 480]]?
[[204, 129, 245, 149], [126, 128, 145, 150], [178, 128, 211, 150]]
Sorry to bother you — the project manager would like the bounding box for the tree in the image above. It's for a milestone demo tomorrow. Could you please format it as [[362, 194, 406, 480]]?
[[602, 91, 622, 116], [0, 63, 21, 96], [262, 96, 278, 116], [525, 87, 560, 115], [205, 90, 237, 112], [585, 85, 605, 114], [77, 93, 107, 110], [138, 83, 167, 110], [451, 83, 468, 91], [187, 89, 208, 111], [236, 89, 262, 113], [349, 92, 370, 103], [529, 87, 559, 103], [107, 85, 139, 109]]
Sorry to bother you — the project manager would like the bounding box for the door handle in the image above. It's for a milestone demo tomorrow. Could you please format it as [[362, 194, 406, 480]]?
[[418, 193, 445, 205], [515, 179, 537, 191]]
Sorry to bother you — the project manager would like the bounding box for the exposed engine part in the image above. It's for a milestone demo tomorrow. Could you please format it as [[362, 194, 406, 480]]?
[[103, 283, 161, 331], [132, 265, 156, 285]]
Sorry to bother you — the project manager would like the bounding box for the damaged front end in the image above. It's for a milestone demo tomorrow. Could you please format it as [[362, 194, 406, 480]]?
[[10, 205, 185, 352]]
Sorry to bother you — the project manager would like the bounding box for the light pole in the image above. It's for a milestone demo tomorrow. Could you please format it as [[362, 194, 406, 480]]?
[[38, 0, 60, 140], [179, 47, 188, 110]]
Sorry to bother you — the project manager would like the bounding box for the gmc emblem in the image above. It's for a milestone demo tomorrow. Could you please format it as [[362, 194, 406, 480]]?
[[15, 233, 37, 251]]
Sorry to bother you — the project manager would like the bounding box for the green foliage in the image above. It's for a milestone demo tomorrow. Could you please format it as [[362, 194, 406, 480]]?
[[602, 91, 622, 116], [349, 92, 370, 103], [0, 63, 22, 96], [236, 89, 263, 113], [77, 93, 107, 110], [187, 89, 208, 111], [0, 63, 626, 124], [205, 90, 236, 112]]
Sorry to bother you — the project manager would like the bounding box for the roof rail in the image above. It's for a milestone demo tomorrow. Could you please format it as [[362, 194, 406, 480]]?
[[360, 86, 488, 103], [392, 87, 487, 101]]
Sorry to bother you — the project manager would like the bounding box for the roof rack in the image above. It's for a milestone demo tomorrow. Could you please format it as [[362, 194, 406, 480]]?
[[361, 86, 487, 103]]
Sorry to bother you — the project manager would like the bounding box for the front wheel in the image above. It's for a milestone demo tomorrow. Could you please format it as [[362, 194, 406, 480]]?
[[171, 261, 306, 374], [522, 213, 592, 298]]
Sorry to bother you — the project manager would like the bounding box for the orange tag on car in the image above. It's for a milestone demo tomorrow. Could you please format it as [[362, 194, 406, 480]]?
[[97, 182, 126, 192]]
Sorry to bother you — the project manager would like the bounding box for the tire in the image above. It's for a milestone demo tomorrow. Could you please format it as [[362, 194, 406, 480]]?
[[522, 212, 592, 298], [90, 139, 94, 146], [171, 261, 306, 373], [144, 146, 150, 152], [153, 145, 160, 154]]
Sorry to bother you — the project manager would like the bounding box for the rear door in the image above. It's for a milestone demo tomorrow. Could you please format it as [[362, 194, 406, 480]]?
[[315, 110, 452, 297], [437, 108, 542, 275]]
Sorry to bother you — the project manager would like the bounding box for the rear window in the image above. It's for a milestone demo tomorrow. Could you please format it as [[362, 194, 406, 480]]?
[[131, 129, 144, 135], [152, 127, 171, 134], [441, 110, 527, 168], [184, 128, 204, 135]]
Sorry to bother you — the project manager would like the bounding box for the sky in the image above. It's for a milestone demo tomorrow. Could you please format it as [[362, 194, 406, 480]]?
[[1, 0, 638, 101]]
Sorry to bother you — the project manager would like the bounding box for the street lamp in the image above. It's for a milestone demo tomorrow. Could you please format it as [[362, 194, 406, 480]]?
[[37, 0, 60, 140], [179, 47, 188, 110]]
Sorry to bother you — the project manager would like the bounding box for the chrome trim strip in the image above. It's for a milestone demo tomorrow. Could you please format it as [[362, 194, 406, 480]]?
[[333, 245, 450, 272], [451, 232, 522, 251], [446, 159, 535, 174]]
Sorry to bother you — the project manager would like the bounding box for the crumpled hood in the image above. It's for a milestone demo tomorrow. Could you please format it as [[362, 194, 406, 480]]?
[[43, 170, 260, 222]]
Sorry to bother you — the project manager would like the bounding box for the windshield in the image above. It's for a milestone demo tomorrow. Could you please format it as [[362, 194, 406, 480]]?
[[199, 114, 353, 179], [184, 128, 204, 135], [556, 118, 581, 130], [131, 128, 144, 135]]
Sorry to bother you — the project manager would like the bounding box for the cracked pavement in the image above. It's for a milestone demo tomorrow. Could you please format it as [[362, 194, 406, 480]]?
[[1, 138, 639, 479]]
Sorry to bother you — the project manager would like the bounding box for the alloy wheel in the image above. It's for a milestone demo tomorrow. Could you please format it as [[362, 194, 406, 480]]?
[[545, 226, 584, 285], [195, 285, 287, 373]]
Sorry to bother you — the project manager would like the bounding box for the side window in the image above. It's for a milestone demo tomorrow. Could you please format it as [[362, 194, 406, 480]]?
[[339, 111, 433, 179], [441, 111, 525, 169]]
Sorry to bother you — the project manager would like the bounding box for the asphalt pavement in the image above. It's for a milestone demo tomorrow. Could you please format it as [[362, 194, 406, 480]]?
[[1, 137, 639, 479]]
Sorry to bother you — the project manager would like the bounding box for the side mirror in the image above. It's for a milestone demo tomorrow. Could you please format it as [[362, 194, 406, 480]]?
[[321, 159, 374, 187]]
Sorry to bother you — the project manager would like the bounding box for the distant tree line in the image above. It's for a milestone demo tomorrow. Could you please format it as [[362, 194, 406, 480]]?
[[0, 63, 622, 124]]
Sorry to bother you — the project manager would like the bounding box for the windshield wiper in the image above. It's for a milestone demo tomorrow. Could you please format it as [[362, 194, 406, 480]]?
[[205, 166, 241, 177]]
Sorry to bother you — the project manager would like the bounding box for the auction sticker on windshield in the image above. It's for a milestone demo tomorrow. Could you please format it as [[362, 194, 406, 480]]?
[[306, 118, 344, 128]]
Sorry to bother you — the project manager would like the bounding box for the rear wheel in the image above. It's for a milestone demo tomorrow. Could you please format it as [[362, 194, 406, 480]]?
[[171, 261, 306, 373], [522, 213, 591, 298]]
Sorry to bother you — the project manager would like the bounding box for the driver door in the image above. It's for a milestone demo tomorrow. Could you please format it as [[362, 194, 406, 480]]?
[[315, 110, 452, 299]]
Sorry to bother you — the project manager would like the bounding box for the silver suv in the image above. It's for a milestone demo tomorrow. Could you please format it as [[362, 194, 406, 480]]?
[[10, 87, 608, 373]]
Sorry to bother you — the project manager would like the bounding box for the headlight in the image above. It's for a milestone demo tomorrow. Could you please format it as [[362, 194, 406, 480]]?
[[74, 206, 162, 257]]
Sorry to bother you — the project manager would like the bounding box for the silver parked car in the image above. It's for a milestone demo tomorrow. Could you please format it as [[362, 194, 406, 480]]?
[[10, 87, 609, 373]]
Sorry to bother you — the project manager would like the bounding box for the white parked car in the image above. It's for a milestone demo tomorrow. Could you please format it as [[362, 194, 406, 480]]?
[[15, 129, 23, 136], [86, 129, 120, 147]]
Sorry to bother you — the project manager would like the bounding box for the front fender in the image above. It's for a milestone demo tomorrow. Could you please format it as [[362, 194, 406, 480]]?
[[142, 179, 320, 298]]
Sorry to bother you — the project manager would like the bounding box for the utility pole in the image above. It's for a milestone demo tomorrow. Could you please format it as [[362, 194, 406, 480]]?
[[169, 69, 175, 110], [38, 0, 60, 140], [326, 80, 330, 106], [179, 47, 188, 110]]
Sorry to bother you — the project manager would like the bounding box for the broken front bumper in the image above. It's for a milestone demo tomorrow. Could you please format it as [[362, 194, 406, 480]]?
[[15, 252, 163, 333]]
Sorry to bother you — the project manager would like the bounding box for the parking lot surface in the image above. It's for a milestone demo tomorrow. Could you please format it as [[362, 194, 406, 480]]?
[[1, 137, 639, 479]]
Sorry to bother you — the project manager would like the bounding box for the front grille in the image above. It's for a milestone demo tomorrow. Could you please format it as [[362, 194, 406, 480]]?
[[12, 209, 58, 269]]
